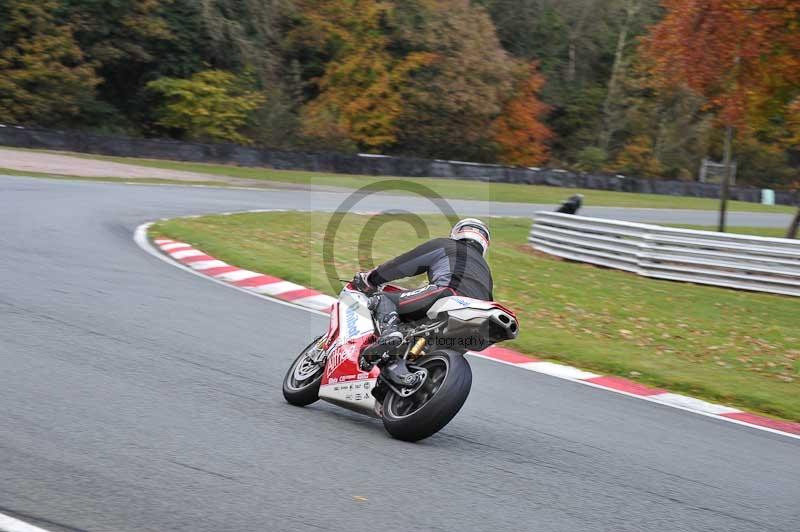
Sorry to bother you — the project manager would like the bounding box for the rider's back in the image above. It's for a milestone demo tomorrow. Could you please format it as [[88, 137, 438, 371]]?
[[370, 237, 493, 301]]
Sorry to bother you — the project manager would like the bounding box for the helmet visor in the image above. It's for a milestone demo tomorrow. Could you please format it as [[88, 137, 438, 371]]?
[[459, 224, 489, 241]]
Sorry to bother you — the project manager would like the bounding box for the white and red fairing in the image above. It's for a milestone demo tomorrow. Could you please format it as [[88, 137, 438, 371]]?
[[317, 285, 516, 415], [425, 295, 516, 321], [317, 286, 381, 416]]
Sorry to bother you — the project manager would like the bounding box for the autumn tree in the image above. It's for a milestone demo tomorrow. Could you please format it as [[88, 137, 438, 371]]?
[[63, 0, 171, 66], [293, 0, 434, 151], [492, 62, 552, 166], [0, 0, 99, 126], [609, 65, 712, 178], [191, 0, 303, 149], [3, 0, 798, 184], [393, 0, 518, 161], [53, 0, 178, 129], [643, 0, 799, 128], [641, 0, 800, 230], [148, 0, 210, 79], [613, 136, 663, 176], [147, 70, 265, 144], [481, 0, 661, 162], [598, 0, 663, 152], [198, 0, 288, 86]]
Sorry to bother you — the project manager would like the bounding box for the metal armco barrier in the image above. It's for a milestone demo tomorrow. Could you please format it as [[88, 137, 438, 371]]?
[[529, 212, 800, 297]]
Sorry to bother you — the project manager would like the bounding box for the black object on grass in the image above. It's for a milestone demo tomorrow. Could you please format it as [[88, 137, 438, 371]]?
[[556, 194, 584, 215]]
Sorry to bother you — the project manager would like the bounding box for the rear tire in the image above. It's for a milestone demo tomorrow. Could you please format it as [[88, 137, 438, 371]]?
[[282, 336, 325, 406], [382, 350, 472, 442]]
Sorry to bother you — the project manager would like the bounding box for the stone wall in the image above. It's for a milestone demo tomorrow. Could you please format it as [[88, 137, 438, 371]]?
[[1, 125, 794, 205]]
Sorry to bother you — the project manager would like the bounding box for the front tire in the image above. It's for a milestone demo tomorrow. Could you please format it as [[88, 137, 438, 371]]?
[[282, 336, 325, 406], [382, 350, 472, 442]]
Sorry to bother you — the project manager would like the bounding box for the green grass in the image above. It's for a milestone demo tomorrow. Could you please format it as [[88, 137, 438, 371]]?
[[152, 211, 800, 421], [12, 147, 796, 213], [0, 167, 74, 179]]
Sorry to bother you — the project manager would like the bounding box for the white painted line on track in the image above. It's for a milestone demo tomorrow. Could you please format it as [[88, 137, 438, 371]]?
[[170, 248, 205, 259], [0, 513, 53, 532], [650, 393, 741, 415], [214, 269, 263, 282], [251, 280, 305, 296], [518, 361, 600, 380], [188, 259, 228, 270], [159, 242, 190, 250]]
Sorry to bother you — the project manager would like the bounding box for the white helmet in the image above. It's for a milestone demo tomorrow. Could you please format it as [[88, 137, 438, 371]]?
[[450, 218, 491, 256]]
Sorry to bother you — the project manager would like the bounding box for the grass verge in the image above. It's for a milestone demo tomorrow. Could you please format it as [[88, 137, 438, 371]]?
[[10, 147, 796, 213], [152, 211, 800, 421]]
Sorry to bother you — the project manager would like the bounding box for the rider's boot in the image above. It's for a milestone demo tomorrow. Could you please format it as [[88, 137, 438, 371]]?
[[377, 311, 402, 346], [370, 310, 421, 387], [359, 309, 402, 371], [375, 312, 419, 385]]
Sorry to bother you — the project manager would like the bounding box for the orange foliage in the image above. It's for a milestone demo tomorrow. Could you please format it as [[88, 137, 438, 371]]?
[[613, 136, 664, 176], [492, 62, 552, 166], [298, 1, 434, 150], [641, 0, 800, 127]]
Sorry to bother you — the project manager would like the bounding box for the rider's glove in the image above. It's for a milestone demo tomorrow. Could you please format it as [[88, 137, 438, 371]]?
[[352, 271, 376, 294]]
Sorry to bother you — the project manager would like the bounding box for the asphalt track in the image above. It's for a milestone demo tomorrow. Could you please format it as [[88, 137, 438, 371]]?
[[1, 175, 798, 532], [1, 174, 797, 227]]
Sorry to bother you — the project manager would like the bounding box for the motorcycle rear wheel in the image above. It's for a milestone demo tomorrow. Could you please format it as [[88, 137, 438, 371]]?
[[382, 350, 472, 442], [282, 336, 325, 406]]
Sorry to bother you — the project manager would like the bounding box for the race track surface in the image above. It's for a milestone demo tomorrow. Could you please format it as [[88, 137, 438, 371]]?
[[1, 176, 798, 532], [1, 174, 795, 227]]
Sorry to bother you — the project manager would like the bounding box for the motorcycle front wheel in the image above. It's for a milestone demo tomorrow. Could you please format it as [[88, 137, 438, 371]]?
[[382, 349, 472, 442], [282, 336, 325, 406]]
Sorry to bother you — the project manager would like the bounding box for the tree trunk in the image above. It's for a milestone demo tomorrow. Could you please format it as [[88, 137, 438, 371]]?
[[653, 120, 667, 161], [565, 3, 593, 84], [599, 0, 639, 152], [567, 41, 577, 82], [717, 126, 733, 232], [787, 205, 800, 239]]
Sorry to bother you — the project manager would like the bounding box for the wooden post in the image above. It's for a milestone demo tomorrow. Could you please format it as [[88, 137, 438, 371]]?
[[717, 126, 733, 232]]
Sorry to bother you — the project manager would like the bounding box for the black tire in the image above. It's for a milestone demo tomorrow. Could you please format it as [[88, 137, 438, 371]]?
[[382, 350, 472, 442], [282, 336, 325, 406]]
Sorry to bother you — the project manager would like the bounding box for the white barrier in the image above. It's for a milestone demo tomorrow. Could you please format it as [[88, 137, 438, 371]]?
[[529, 212, 800, 297]]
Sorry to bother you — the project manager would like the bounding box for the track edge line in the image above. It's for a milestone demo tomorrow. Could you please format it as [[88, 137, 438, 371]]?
[[136, 214, 800, 441]]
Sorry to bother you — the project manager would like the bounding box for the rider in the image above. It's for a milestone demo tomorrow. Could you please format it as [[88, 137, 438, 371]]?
[[352, 218, 493, 385]]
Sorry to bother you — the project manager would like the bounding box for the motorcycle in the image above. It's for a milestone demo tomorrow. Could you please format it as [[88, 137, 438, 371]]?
[[282, 282, 519, 441]]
